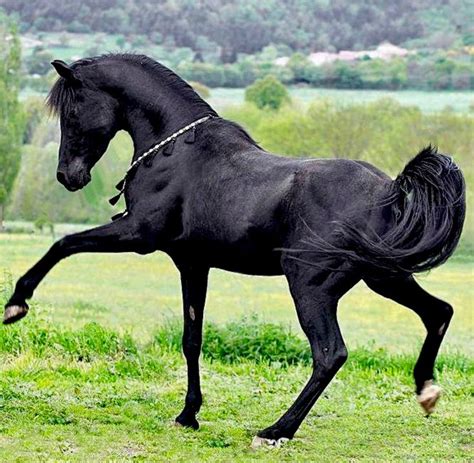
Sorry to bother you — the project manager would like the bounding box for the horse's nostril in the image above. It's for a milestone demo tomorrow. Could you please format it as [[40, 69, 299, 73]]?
[[57, 170, 67, 185]]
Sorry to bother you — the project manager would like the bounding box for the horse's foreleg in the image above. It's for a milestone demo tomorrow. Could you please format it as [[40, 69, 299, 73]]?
[[253, 264, 358, 447], [365, 275, 453, 414], [175, 266, 209, 429], [4, 216, 147, 324]]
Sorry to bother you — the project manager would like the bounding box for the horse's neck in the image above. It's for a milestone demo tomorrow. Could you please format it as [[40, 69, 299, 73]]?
[[122, 104, 209, 161], [102, 64, 213, 159]]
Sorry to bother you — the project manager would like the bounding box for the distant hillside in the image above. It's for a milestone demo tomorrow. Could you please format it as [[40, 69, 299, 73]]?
[[1, 0, 472, 63]]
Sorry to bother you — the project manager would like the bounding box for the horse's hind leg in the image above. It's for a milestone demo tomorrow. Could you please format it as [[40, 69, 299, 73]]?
[[252, 262, 359, 447], [364, 275, 453, 414]]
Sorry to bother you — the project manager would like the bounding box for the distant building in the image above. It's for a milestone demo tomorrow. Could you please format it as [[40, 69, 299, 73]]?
[[275, 42, 414, 67], [307, 52, 338, 66], [371, 42, 412, 60], [274, 56, 290, 66]]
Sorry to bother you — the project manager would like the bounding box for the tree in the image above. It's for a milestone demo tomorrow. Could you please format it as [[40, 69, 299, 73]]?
[[245, 75, 290, 110], [0, 14, 24, 230], [189, 81, 211, 99], [25, 46, 54, 75]]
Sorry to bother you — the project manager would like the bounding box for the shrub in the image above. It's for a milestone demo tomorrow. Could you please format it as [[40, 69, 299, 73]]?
[[245, 75, 290, 110], [189, 81, 210, 99], [0, 312, 471, 374], [153, 316, 310, 365], [0, 318, 138, 360], [25, 48, 54, 76], [177, 62, 225, 87]]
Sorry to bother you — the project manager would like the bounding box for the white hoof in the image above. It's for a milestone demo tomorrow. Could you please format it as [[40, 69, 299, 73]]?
[[417, 380, 442, 415], [3, 304, 29, 324], [251, 436, 289, 449]]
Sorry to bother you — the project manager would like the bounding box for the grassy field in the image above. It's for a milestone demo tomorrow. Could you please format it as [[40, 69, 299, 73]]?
[[1, 233, 472, 353], [209, 88, 474, 114], [0, 232, 473, 461]]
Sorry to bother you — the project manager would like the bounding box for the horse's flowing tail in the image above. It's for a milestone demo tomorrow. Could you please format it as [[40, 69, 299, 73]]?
[[306, 146, 466, 275]]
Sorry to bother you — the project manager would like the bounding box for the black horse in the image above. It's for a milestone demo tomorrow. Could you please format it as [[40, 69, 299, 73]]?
[[4, 54, 465, 447]]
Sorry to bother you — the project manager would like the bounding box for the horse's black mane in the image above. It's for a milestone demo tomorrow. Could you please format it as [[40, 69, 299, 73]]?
[[46, 53, 258, 147], [47, 74, 76, 116], [47, 53, 215, 116]]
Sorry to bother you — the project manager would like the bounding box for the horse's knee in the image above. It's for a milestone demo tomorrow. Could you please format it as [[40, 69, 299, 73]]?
[[330, 348, 348, 373], [314, 346, 348, 376], [334, 348, 348, 369]]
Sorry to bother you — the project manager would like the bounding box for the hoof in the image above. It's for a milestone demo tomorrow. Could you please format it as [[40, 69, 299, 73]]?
[[417, 380, 442, 415], [175, 414, 199, 430], [3, 303, 29, 325], [251, 436, 289, 449]]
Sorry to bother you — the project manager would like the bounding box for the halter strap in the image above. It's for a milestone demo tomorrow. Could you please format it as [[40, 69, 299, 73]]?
[[109, 115, 214, 206]]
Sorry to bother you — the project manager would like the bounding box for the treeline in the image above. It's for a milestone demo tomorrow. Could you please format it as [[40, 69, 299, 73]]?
[[1, 0, 472, 62], [177, 52, 473, 90], [21, 46, 473, 92]]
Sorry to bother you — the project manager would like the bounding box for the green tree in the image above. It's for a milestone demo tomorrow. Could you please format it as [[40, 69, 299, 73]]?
[[245, 75, 290, 110], [0, 13, 24, 230], [25, 46, 54, 75], [189, 81, 211, 99]]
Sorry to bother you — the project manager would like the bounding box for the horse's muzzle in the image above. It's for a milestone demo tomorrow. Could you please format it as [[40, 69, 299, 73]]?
[[56, 169, 91, 191]]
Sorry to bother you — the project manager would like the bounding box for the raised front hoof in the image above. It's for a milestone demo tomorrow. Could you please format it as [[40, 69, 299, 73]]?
[[417, 380, 442, 415], [251, 436, 290, 449], [174, 413, 199, 430], [3, 303, 29, 325]]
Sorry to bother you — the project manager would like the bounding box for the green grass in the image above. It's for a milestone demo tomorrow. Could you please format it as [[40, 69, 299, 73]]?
[[209, 87, 474, 113], [0, 313, 472, 461], [0, 232, 473, 460]]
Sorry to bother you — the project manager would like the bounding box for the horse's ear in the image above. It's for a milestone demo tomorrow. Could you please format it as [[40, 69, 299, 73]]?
[[51, 60, 78, 81]]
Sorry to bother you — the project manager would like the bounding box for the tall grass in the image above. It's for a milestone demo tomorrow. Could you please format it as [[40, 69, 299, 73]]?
[[1, 312, 471, 376]]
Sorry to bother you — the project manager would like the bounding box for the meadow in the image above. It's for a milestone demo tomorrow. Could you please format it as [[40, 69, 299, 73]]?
[[20, 87, 474, 115], [0, 232, 472, 461], [209, 88, 474, 114], [1, 233, 473, 353]]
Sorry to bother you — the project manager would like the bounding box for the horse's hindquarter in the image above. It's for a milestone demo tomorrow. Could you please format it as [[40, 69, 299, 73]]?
[[286, 158, 392, 243]]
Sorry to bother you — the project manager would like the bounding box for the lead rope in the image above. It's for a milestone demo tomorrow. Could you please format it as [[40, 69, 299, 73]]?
[[109, 115, 214, 207]]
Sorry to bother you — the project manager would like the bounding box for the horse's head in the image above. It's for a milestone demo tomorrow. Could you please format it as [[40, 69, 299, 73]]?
[[49, 60, 121, 191]]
